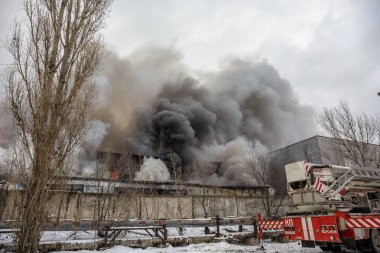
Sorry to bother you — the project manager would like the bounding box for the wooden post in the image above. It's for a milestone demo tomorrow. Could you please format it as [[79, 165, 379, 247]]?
[[235, 195, 239, 217], [239, 224, 243, 232], [163, 224, 167, 242], [258, 213, 264, 250], [216, 215, 221, 237], [139, 195, 142, 220], [253, 219, 258, 238], [104, 228, 108, 245], [191, 195, 194, 219]]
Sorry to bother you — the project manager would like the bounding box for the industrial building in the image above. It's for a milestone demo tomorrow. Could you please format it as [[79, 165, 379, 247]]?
[[269, 135, 347, 193], [1, 135, 367, 221], [270, 135, 347, 167]]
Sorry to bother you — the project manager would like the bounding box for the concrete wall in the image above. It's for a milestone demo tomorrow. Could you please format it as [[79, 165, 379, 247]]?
[[0, 190, 281, 221]]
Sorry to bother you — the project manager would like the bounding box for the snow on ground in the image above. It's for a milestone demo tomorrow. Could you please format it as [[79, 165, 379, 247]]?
[[0, 226, 252, 244], [53, 241, 323, 253], [1, 226, 325, 252]]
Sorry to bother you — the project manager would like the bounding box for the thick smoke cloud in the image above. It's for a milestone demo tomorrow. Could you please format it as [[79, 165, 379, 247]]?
[[204, 137, 258, 186], [118, 55, 317, 171], [0, 46, 318, 184], [93, 47, 187, 151], [90, 47, 317, 184]]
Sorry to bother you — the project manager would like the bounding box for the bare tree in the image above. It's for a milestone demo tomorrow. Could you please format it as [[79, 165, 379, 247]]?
[[0, 152, 11, 220], [167, 152, 192, 235], [90, 152, 136, 221], [319, 101, 380, 168], [244, 148, 286, 217], [170, 153, 192, 218], [192, 160, 216, 218], [3, 1, 111, 252], [0, 174, 9, 220]]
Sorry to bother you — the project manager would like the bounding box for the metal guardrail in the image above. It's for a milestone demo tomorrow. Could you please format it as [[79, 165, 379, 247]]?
[[0, 215, 273, 251], [0, 216, 257, 232]]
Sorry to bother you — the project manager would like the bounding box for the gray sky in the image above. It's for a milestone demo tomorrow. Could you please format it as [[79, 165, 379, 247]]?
[[1, 0, 379, 114]]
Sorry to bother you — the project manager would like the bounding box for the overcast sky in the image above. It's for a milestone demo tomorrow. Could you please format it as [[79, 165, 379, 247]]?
[[1, 0, 379, 114]]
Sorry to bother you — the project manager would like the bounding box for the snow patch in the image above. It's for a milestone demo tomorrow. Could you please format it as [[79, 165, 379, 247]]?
[[53, 241, 323, 253]]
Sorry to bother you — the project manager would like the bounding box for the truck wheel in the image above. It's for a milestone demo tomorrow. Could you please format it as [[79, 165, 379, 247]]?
[[371, 229, 380, 253], [319, 246, 330, 251], [330, 245, 341, 253], [320, 243, 341, 252]]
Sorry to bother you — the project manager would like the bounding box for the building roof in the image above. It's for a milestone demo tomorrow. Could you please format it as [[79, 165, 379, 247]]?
[[62, 176, 270, 191]]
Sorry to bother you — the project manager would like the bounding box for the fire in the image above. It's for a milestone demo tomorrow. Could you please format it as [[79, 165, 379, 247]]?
[[111, 170, 119, 180]]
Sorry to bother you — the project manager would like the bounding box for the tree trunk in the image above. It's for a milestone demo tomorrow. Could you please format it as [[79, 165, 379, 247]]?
[[17, 183, 47, 253]]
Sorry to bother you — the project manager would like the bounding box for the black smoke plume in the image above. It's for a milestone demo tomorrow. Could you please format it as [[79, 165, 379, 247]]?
[[94, 48, 317, 177], [0, 47, 318, 183]]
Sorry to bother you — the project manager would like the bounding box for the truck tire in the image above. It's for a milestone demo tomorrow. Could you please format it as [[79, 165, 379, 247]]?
[[330, 245, 342, 253], [319, 243, 341, 252], [370, 229, 380, 253], [319, 246, 330, 251]]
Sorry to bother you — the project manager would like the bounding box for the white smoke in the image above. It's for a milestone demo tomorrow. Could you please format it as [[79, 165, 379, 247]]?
[[203, 137, 256, 186], [85, 120, 111, 148], [134, 157, 170, 181], [204, 136, 254, 163], [77, 119, 110, 175]]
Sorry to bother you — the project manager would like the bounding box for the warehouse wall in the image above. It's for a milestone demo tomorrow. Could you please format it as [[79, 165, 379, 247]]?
[[0, 190, 287, 221]]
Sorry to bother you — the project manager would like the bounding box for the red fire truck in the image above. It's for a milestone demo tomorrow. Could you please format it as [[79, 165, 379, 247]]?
[[260, 161, 380, 252]]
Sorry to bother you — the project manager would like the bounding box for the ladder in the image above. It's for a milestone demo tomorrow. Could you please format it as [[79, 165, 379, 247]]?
[[351, 167, 380, 180], [322, 167, 380, 200], [322, 169, 354, 199]]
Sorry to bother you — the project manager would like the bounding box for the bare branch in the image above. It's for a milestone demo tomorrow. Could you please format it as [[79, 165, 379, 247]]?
[[244, 148, 286, 217], [318, 101, 380, 168]]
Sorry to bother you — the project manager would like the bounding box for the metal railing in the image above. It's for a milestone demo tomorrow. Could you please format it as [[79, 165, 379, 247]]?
[[0, 215, 259, 250], [0, 216, 258, 235]]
